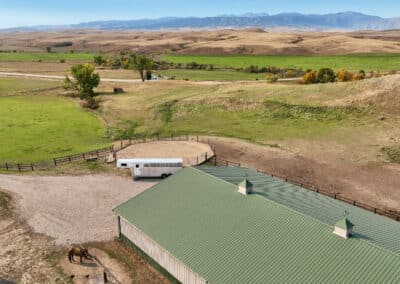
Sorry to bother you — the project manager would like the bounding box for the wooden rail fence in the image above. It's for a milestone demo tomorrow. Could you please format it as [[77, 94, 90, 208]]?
[[209, 156, 400, 222], [0, 134, 217, 172]]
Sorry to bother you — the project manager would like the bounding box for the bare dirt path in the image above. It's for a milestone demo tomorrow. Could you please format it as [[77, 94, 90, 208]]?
[[208, 136, 400, 212], [0, 174, 155, 245]]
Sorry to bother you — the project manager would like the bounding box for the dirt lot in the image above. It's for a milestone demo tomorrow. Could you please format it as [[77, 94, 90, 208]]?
[[0, 188, 167, 284], [3, 29, 400, 55], [116, 140, 214, 165], [0, 174, 155, 245], [209, 136, 400, 212]]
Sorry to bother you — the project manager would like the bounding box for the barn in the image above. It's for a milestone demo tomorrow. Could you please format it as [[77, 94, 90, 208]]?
[[113, 166, 400, 284]]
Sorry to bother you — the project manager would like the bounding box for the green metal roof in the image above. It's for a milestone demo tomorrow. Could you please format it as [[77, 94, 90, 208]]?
[[336, 218, 354, 230], [114, 167, 400, 284], [197, 166, 400, 254]]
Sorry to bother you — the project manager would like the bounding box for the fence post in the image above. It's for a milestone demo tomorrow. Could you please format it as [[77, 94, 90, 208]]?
[[129, 138, 132, 145], [197, 136, 199, 142], [205, 152, 208, 161], [157, 134, 160, 141], [17, 164, 21, 172], [53, 159, 57, 166], [5, 163, 8, 170], [120, 140, 123, 149], [96, 150, 99, 158], [196, 156, 198, 165], [214, 157, 217, 166], [31, 163, 34, 171]]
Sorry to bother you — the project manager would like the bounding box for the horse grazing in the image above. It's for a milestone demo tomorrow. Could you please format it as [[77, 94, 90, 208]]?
[[68, 246, 92, 264]]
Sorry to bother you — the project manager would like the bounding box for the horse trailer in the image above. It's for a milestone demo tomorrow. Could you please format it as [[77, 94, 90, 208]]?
[[117, 158, 183, 179]]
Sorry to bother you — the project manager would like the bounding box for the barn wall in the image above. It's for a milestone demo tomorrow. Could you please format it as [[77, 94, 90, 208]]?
[[120, 217, 206, 284]]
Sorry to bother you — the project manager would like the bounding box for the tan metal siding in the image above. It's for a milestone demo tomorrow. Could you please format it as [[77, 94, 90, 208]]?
[[120, 217, 206, 284]]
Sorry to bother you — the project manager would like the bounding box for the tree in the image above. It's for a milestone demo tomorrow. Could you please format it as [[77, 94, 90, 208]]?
[[63, 64, 100, 108], [317, 68, 335, 83], [46, 46, 52, 53], [129, 54, 154, 82]]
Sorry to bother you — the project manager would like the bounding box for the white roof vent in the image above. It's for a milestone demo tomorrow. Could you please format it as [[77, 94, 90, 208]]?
[[238, 179, 253, 195], [333, 218, 354, 239]]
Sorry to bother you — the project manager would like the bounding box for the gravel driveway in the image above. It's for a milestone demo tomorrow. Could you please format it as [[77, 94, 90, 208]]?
[[0, 174, 156, 245]]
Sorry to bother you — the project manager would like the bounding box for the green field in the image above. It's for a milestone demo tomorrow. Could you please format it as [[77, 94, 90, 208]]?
[[0, 95, 109, 163], [158, 69, 264, 81], [0, 52, 95, 62], [163, 54, 400, 71], [0, 78, 59, 95]]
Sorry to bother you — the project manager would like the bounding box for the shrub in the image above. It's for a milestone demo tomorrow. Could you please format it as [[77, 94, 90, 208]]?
[[336, 69, 353, 82], [352, 70, 366, 81], [302, 70, 318, 84], [93, 55, 106, 66], [317, 68, 335, 83], [266, 75, 279, 83], [59, 59, 66, 63]]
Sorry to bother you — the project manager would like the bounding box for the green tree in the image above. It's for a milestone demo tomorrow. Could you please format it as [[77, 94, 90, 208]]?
[[93, 55, 106, 66], [63, 64, 100, 108], [317, 68, 335, 83], [129, 54, 154, 82], [46, 46, 52, 53]]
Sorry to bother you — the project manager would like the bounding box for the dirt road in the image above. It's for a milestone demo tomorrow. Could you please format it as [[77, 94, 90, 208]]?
[[0, 174, 155, 245]]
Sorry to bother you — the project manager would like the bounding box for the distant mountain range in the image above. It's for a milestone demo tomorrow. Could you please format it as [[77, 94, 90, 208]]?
[[4, 12, 400, 32]]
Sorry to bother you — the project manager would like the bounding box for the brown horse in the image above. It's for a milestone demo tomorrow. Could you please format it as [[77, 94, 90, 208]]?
[[68, 246, 91, 264]]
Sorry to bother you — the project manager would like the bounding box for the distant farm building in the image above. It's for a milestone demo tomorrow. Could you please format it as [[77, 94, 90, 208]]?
[[113, 166, 400, 284]]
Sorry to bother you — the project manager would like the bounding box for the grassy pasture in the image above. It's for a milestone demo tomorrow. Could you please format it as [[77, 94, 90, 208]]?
[[0, 52, 94, 62], [97, 80, 374, 143], [0, 77, 59, 95], [0, 95, 109, 163], [163, 54, 400, 71]]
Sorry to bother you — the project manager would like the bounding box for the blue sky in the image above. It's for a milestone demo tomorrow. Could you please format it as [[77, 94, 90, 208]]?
[[1, 0, 399, 28]]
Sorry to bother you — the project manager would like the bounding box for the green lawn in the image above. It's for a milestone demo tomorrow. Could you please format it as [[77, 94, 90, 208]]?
[[0, 78, 59, 95], [0, 52, 95, 62], [163, 54, 400, 71], [0, 95, 109, 163], [158, 69, 264, 81]]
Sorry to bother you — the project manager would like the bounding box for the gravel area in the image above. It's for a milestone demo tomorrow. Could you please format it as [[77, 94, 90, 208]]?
[[0, 174, 156, 245]]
